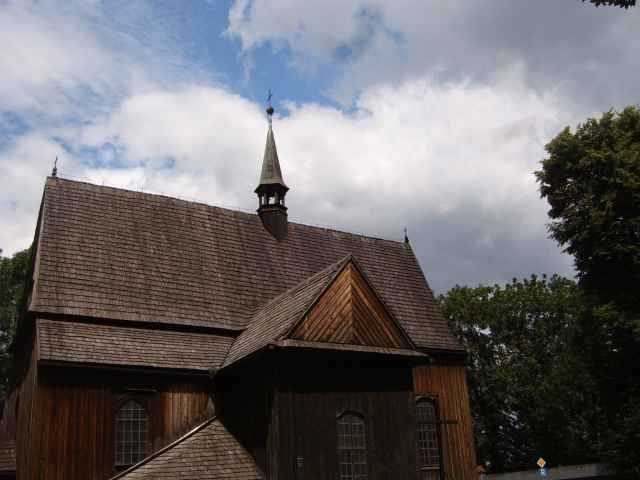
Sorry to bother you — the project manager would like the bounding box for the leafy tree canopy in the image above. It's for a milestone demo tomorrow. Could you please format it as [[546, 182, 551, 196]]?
[[536, 107, 640, 312], [0, 247, 30, 400], [584, 0, 636, 7], [441, 276, 600, 473], [535, 107, 640, 477]]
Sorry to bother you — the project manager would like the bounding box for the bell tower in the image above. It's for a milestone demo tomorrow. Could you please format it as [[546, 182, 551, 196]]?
[[255, 95, 289, 240]]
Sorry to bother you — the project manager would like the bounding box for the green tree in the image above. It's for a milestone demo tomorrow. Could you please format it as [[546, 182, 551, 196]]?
[[441, 276, 600, 473], [0, 247, 31, 400], [537, 107, 640, 311], [584, 0, 636, 7], [537, 107, 640, 477]]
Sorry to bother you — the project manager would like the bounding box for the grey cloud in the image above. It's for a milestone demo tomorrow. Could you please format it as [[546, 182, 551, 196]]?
[[229, 0, 640, 111], [407, 207, 574, 294], [1, 1, 625, 297]]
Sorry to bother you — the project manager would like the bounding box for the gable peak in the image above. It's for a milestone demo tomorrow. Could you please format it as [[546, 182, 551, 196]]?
[[289, 258, 413, 349]]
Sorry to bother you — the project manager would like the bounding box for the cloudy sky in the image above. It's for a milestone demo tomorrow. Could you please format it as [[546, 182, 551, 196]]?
[[1, 1, 638, 293]]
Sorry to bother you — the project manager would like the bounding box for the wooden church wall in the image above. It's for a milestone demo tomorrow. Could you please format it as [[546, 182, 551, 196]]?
[[216, 364, 272, 476], [268, 351, 418, 480], [21, 372, 210, 480], [15, 331, 39, 480], [413, 364, 477, 480], [0, 391, 18, 443]]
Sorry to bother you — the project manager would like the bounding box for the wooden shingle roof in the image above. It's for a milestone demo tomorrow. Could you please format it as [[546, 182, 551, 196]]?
[[223, 256, 348, 367], [111, 417, 262, 480], [30, 177, 461, 352], [37, 319, 234, 372]]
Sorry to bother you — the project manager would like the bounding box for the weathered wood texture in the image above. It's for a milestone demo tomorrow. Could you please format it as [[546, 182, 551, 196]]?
[[269, 352, 417, 480], [217, 362, 272, 476], [413, 364, 477, 480], [20, 374, 210, 480], [292, 263, 409, 348], [35, 178, 463, 352], [0, 392, 18, 444], [15, 334, 38, 480]]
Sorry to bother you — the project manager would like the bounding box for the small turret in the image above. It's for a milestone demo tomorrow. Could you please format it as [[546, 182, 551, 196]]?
[[255, 95, 289, 241]]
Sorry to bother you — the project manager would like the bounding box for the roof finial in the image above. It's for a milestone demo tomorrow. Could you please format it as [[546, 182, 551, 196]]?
[[404, 227, 409, 244], [266, 89, 274, 125], [52, 156, 58, 177]]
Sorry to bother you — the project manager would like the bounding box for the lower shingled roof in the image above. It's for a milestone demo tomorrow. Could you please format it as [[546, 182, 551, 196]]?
[[111, 417, 262, 480], [37, 319, 235, 372]]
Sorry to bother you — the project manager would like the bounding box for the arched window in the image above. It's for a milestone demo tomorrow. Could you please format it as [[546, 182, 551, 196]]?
[[416, 398, 441, 480], [115, 400, 149, 468], [337, 411, 368, 480]]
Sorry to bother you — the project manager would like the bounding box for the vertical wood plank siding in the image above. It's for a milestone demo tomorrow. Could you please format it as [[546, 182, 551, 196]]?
[[293, 263, 408, 348], [15, 333, 38, 479], [270, 352, 418, 480], [21, 380, 209, 480], [413, 365, 477, 480]]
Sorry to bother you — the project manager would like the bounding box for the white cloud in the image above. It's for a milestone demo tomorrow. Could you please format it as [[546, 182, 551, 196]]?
[[1, 63, 575, 290], [0, 133, 65, 254], [227, 0, 640, 108], [2, 0, 605, 291], [0, 1, 122, 114]]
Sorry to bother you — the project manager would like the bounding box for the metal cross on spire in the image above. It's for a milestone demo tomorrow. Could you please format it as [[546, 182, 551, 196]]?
[[52, 156, 58, 177], [266, 89, 274, 125]]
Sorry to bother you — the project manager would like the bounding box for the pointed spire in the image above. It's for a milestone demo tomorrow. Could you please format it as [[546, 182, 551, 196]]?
[[404, 227, 410, 244], [255, 91, 289, 241], [52, 156, 58, 177], [256, 92, 287, 191], [257, 124, 288, 190]]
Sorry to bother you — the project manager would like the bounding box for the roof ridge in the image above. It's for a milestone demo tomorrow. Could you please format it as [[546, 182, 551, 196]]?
[[108, 415, 218, 480], [45, 176, 405, 245], [46, 176, 258, 219]]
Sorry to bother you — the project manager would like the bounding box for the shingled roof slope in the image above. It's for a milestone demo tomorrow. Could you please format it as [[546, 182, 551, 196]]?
[[31, 177, 460, 351], [112, 417, 262, 480], [38, 319, 234, 371], [223, 256, 348, 367]]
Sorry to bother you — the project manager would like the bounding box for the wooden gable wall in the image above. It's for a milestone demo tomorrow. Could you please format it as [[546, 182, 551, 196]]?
[[414, 364, 477, 480], [291, 262, 409, 349]]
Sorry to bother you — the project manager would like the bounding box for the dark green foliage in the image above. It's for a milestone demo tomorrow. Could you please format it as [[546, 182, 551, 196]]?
[[534, 107, 640, 476], [584, 0, 636, 7], [0, 247, 31, 400], [441, 276, 600, 473], [536, 107, 640, 312]]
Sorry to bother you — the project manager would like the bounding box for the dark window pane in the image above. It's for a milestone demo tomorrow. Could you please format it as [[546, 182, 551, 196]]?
[[416, 399, 441, 477], [338, 413, 367, 480], [115, 400, 148, 467]]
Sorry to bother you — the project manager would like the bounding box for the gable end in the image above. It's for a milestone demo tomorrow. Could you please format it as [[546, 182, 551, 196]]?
[[290, 261, 412, 349]]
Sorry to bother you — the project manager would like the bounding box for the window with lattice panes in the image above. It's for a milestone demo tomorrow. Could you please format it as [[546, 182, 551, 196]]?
[[416, 398, 441, 480], [337, 412, 368, 480], [115, 400, 149, 468]]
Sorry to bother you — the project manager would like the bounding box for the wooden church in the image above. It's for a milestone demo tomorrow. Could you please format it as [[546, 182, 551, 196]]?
[[0, 104, 476, 480]]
